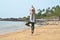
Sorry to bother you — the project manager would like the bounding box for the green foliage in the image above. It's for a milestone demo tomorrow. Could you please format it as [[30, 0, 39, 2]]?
[[54, 5, 60, 16], [24, 5, 60, 20], [36, 5, 60, 19], [25, 16, 30, 21]]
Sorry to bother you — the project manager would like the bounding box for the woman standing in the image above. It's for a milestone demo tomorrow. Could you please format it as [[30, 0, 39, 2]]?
[[25, 5, 36, 34]]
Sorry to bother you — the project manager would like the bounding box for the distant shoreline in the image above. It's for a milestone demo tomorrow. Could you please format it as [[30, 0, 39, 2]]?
[[0, 18, 26, 22], [0, 20, 26, 22]]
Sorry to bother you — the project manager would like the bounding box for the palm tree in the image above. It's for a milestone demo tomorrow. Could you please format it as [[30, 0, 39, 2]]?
[[55, 5, 60, 20]]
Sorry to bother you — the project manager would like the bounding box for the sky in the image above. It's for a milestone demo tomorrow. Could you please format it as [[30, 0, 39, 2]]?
[[0, 0, 60, 18]]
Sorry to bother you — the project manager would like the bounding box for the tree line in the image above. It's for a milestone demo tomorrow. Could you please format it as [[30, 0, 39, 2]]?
[[25, 5, 60, 21]]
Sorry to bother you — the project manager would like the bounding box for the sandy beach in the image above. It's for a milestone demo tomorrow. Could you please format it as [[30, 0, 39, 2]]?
[[0, 22, 60, 40]]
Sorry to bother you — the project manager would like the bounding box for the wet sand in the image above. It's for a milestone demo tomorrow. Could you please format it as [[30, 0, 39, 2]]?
[[0, 22, 60, 40]]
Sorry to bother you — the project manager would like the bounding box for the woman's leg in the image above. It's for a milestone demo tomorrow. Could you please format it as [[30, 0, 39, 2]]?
[[31, 22, 35, 34], [25, 22, 31, 26]]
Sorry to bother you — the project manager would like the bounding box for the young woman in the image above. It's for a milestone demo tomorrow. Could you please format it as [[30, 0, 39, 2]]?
[[25, 5, 36, 34]]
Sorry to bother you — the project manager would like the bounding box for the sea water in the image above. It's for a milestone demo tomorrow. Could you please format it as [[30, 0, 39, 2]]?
[[0, 21, 28, 35], [0, 21, 42, 35]]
